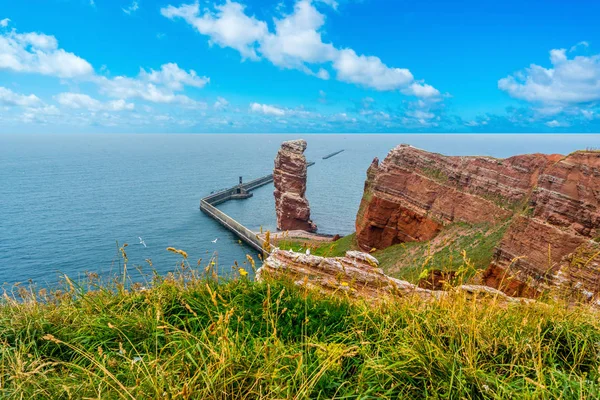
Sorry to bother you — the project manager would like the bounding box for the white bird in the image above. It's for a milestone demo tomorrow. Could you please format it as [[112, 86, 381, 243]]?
[[212, 238, 219, 243], [138, 237, 146, 248], [306, 249, 311, 255]]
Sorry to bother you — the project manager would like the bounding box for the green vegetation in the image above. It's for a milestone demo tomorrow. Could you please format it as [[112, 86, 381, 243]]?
[[278, 221, 509, 284], [278, 233, 357, 258], [373, 221, 510, 282], [420, 167, 449, 183], [2, 255, 600, 399]]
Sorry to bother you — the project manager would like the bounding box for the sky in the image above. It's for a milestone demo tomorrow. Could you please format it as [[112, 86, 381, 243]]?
[[1, 0, 600, 133]]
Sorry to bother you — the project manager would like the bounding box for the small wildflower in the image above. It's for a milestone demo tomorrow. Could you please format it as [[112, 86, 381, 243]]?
[[239, 268, 248, 277]]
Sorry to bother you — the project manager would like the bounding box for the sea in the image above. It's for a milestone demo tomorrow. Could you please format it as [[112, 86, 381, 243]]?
[[2, 133, 600, 287]]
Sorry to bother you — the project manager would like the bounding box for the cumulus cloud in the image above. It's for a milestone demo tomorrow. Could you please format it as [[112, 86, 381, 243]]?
[[139, 62, 209, 90], [123, 1, 139, 15], [162, 0, 439, 98], [161, 1, 267, 59], [498, 46, 600, 105], [0, 29, 94, 78], [260, 0, 336, 73], [334, 48, 412, 90], [0, 86, 42, 107], [95, 63, 208, 105], [249, 102, 285, 116], [0, 18, 10, 28], [56, 92, 135, 111]]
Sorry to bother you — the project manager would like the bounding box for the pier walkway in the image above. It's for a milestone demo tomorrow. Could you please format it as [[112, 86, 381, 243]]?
[[200, 162, 315, 253]]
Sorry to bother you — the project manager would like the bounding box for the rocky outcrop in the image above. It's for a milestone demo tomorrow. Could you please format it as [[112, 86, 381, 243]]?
[[355, 144, 600, 299], [257, 249, 530, 304], [274, 140, 317, 233]]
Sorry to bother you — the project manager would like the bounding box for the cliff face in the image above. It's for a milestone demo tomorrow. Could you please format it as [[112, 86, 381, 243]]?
[[274, 140, 317, 233], [356, 144, 600, 299], [488, 151, 600, 298]]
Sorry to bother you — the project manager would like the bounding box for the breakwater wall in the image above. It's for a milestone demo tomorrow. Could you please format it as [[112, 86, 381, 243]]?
[[322, 150, 344, 160], [200, 199, 266, 252], [200, 162, 316, 254]]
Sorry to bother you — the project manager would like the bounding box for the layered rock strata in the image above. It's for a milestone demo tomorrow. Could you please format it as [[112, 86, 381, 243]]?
[[274, 140, 317, 232], [487, 151, 600, 298], [257, 249, 529, 304], [355, 144, 600, 299]]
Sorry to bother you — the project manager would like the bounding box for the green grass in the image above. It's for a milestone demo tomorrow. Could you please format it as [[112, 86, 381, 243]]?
[[373, 221, 511, 282], [2, 256, 600, 399], [277, 221, 509, 284], [278, 233, 357, 258]]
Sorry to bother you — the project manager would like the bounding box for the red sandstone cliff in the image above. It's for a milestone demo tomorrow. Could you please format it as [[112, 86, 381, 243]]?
[[355, 144, 600, 300], [274, 140, 317, 232]]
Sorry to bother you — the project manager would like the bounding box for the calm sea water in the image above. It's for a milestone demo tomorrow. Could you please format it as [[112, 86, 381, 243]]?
[[2, 133, 600, 287]]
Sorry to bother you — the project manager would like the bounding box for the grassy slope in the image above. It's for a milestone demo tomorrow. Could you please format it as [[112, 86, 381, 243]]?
[[1, 265, 600, 399], [278, 233, 357, 258], [278, 220, 509, 283]]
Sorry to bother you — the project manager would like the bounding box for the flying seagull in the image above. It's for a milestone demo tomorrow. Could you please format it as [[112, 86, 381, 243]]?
[[138, 237, 146, 248], [212, 238, 219, 243]]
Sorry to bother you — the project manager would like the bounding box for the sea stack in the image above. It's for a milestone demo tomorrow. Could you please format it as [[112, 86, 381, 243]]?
[[273, 139, 317, 232]]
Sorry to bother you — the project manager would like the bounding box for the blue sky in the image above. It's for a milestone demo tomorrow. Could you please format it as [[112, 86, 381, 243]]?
[[1, 0, 599, 133]]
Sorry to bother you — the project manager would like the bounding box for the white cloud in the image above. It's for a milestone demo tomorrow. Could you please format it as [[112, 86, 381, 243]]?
[[570, 41, 589, 53], [123, 1, 139, 15], [402, 82, 440, 98], [95, 63, 208, 105], [214, 96, 229, 109], [334, 48, 412, 90], [0, 29, 93, 78], [0, 18, 10, 28], [315, 0, 338, 10], [406, 109, 435, 120], [161, 1, 267, 60], [260, 0, 336, 72], [56, 92, 135, 111], [499, 45, 600, 104], [139, 62, 209, 90], [162, 0, 439, 98], [582, 109, 595, 120], [0, 86, 42, 107], [545, 119, 565, 128], [250, 102, 285, 116]]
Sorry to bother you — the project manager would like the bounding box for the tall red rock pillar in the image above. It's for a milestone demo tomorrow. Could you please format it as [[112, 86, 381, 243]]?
[[273, 139, 317, 232]]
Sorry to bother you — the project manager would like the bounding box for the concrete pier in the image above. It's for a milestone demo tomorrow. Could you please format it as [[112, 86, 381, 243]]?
[[200, 162, 317, 254]]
